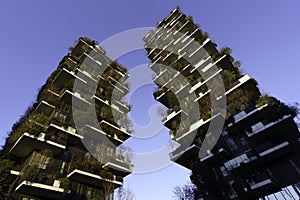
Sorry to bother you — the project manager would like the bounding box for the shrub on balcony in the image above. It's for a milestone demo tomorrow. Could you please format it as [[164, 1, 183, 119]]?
[[256, 94, 276, 108], [212, 47, 234, 62], [0, 159, 14, 197], [59, 177, 70, 192], [21, 164, 40, 182]]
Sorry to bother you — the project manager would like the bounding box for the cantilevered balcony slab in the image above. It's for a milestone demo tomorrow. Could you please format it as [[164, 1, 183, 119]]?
[[163, 109, 187, 130], [15, 180, 64, 199], [48, 123, 83, 144], [83, 124, 123, 145], [156, 7, 181, 28], [226, 103, 272, 133], [107, 76, 130, 94], [259, 141, 292, 160], [170, 144, 200, 169], [246, 115, 292, 139], [92, 95, 124, 116], [67, 169, 122, 188], [9, 132, 65, 158], [103, 159, 132, 175], [154, 89, 171, 107], [52, 68, 86, 89], [35, 100, 55, 115], [225, 75, 260, 98], [215, 54, 235, 70], [100, 120, 131, 140], [60, 89, 91, 110], [76, 68, 98, 84], [249, 179, 276, 193], [112, 99, 130, 113], [176, 113, 224, 142], [200, 148, 229, 166], [224, 153, 255, 172]]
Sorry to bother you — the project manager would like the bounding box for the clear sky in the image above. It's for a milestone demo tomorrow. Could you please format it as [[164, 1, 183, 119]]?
[[0, 1, 300, 199]]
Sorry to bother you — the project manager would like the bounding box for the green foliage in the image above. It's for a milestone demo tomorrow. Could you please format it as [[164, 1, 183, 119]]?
[[59, 177, 70, 192], [221, 70, 242, 90], [0, 159, 14, 197], [212, 47, 234, 62], [21, 164, 40, 182], [256, 94, 277, 107]]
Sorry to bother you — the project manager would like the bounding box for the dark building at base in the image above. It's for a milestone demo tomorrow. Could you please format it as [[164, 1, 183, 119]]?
[[144, 7, 300, 199]]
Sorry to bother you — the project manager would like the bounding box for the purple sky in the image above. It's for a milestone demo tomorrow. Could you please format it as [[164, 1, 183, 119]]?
[[1, 1, 300, 199]]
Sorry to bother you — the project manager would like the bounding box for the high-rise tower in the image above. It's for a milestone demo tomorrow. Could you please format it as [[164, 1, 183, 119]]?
[[0, 37, 132, 199], [144, 7, 300, 199]]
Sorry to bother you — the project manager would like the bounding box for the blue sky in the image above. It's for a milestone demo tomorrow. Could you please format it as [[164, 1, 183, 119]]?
[[0, 1, 300, 199]]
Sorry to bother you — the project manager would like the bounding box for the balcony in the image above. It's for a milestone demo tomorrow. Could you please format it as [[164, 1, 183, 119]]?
[[190, 55, 210, 74], [225, 75, 259, 98], [148, 55, 162, 69], [35, 100, 55, 115], [187, 39, 214, 60], [15, 180, 64, 199], [228, 104, 269, 127], [157, 7, 181, 27], [92, 95, 124, 115], [111, 99, 130, 113], [60, 89, 91, 110], [190, 68, 223, 94], [176, 113, 224, 142], [83, 124, 123, 145], [163, 109, 187, 130], [215, 54, 235, 70], [76, 68, 98, 84], [48, 123, 83, 144], [170, 144, 200, 169], [153, 69, 170, 83], [249, 179, 276, 191], [174, 82, 190, 100], [259, 141, 292, 160], [224, 153, 256, 171], [67, 169, 122, 188], [107, 76, 130, 94], [103, 158, 132, 175], [246, 115, 292, 138], [52, 68, 86, 89], [200, 148, 229, 166], [9, 132, 66, 158], [154, 88, 171, 106], [100, 120, 131, 140]]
